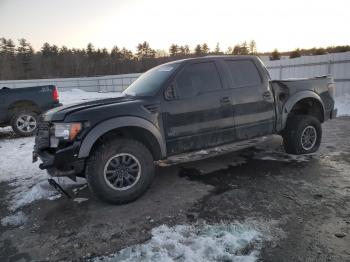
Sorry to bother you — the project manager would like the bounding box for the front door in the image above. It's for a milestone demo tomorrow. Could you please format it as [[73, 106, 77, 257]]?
[[161, 61, 235, 155]]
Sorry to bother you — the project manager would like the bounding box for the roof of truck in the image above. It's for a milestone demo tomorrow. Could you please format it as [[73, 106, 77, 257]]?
[[162, 55, 261, 66]]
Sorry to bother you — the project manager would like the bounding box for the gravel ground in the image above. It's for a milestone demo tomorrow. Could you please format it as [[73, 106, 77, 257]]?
[[0, 117, 349, 261]]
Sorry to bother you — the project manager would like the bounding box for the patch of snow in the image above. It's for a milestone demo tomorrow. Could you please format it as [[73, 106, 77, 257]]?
[[197, 150, 209, 155], [48, 194, 62, 201], [72, 184, 88, 194], [95, 222, 268, 262], [1, 211, 27, 226], [0, 126, 12, 132], [335, 94, 350, 116], [73, 197, 89, 204], [253, 150, 312, 162]]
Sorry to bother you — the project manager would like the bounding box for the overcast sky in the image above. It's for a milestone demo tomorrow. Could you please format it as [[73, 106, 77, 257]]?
[[0, 0, 349, 53]]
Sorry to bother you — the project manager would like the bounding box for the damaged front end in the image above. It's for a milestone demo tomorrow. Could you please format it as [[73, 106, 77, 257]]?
[[33, 119, 85, 181]]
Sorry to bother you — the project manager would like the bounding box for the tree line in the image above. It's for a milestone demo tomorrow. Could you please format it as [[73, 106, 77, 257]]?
[[0, 37, 349, 80], [269, 45, 350, 60], [0, 39, 258, 80]]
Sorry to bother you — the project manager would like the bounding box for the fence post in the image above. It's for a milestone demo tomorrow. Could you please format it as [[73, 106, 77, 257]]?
[[279, 65, 283, 79], [327, 60, 332, 75]]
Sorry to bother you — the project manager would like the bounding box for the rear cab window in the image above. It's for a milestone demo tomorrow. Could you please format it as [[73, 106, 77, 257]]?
[[224, 60, 262, 88], [175, 62, 222, 99]]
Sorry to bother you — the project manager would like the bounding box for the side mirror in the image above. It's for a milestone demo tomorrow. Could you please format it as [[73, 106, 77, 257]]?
[[164, 84, 177, 100]]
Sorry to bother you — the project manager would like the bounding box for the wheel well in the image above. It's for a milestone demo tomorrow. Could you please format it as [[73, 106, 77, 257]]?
[[8, 100, 40, 115], [90, 126, 162, 161], [289, 98, 324, 123]]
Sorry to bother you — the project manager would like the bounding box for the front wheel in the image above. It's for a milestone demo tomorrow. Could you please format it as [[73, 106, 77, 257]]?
[[86, 138, 155, 204], [283, 115, 322, 155]]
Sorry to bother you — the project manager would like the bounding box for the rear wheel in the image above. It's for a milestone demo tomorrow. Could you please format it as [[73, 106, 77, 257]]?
[[86, 138, 155, 204], [11, 111, 38, 136], [283, 115, 322, 154]]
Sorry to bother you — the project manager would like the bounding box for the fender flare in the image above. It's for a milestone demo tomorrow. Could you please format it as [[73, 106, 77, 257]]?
[[282, 91, 325, 128], [78, 116, 166, 159]]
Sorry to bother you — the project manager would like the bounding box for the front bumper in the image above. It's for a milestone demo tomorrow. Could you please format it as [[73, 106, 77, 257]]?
[[33, 141, 85, 177]]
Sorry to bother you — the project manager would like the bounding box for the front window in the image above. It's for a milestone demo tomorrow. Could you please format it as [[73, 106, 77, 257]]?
[[123, 63, 180, 96]]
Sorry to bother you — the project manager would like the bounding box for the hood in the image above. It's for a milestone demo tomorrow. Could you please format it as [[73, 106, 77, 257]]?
[[42, 96, 137, 121]]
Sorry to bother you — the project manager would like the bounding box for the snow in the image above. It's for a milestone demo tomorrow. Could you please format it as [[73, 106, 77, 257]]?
[[335, 94, 350, 116], [0, 89, 122, 215], [59, 88, 123, 105], [95, 222, 268, 262], [73, 197, 89, 204], [253, 150, 312, 162], [1, 211, 27, 226]]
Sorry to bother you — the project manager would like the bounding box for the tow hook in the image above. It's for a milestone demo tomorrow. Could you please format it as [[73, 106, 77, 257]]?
[[48, 178, 71, 199]]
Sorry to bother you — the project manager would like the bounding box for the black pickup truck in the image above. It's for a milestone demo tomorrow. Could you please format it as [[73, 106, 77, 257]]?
[[33, 56, 337, 204], [0, 85, 61, 136]]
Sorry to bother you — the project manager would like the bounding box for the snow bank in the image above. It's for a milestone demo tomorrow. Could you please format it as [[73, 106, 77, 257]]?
[[335, 94, 350, 116], [96, 223, 266, 262], [0, 132, 85, 211]]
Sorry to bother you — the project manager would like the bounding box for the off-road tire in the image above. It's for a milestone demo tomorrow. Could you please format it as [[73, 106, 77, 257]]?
[[283, 115, 322, 154], [86, 138, 155, 204], [10, 111, 38, 137]]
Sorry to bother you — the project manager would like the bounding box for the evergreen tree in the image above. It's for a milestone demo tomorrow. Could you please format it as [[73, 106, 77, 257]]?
[[194, 44, 202, 56], [0, 38, 16, 79], [86, 43, 95, 58], [41, 42, 52, 57], [249, 40, 257, 54], [136, 41, 155, 59], [314, 48, 326, 55], [232, 44, 241, 55], [240, 41, 249, 55], [270, 49, 281, 60], [169, 44, 179, 56], [16, 38, 34, 79], [290, 48, 301, 58], [214, 43, 221, 54], [111, 46, 122, 59], [120, 47, 133, 60], [202, 43, 209, 54]]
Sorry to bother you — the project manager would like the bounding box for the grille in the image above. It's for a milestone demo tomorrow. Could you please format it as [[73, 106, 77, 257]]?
[[35, 121, 50, 150]]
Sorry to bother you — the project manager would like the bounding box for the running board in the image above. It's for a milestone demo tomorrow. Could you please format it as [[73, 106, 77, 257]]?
[[156, 136, 272, 166]]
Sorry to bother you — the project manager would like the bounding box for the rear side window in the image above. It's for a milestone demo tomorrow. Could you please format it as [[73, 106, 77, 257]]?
[[176, 62, 222, 98], [225, 60, 262, 87]]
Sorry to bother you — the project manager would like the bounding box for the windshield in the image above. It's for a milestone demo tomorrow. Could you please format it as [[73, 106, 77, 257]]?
[[123, 63, 180, 96]]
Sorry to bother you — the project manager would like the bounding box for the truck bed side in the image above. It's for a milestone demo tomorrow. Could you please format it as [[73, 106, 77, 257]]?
[[271, 76, 335, 132]]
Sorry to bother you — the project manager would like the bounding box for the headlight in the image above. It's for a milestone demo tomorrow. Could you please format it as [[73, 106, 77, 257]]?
[[53, 122, 82, 141]]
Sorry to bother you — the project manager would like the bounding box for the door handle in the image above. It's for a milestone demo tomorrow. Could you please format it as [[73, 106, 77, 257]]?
[[220, 97, 231, 105]]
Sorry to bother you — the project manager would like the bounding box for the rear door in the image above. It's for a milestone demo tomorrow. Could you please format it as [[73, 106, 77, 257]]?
[[222, 59, 275, 140], [161, 60, 235, 155]]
